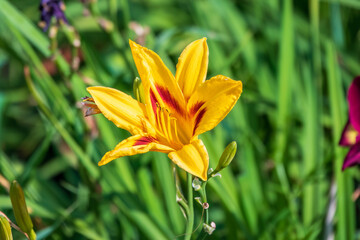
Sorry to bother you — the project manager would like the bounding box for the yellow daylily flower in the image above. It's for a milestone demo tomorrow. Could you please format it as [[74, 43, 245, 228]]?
[[86, 38, 243, 180]]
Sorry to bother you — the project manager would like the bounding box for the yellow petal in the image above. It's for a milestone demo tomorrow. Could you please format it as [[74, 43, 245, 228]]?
[[87, 86, 152, 135], [168, 139, 209, 181], [129, 40, 186, 122], [188, 75, 242, 137], [175, 38, 209, 101], [99, 134, 174, 166]]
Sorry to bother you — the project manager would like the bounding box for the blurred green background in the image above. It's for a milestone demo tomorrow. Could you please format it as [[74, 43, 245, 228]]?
[[0, 0, 360, 239]]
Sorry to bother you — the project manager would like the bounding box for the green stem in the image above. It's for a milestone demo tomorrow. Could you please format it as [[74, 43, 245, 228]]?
[[177, 197, 190, 220], [196, 182, 209, 240], [184, 173, 194, 240], [200, 182, 208, 224], [196, 231, 208, 240]]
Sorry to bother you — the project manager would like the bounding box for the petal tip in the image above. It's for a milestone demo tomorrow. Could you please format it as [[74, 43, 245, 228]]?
[[86, 87, 94, 93], [341, 160, 353, 171], [197, 37, 208, 49], [237, 79, 243, 89], [98, 152, 114, 166], [86, 86, 103, 93], [129, 39, 141, 50], [341, 164, 346, 171], [341, 143, 360, 171], [98, 161, 105, 166], [200, 173, 207, 181]]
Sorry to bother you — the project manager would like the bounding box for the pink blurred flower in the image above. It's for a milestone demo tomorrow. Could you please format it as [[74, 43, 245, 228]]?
[[339, 77, 360, 170]]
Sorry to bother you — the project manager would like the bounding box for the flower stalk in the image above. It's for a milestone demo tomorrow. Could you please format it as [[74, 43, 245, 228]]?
[[184, 173, 194, 240], [194, 180, 213, 240], [199, 182, 208, 225]]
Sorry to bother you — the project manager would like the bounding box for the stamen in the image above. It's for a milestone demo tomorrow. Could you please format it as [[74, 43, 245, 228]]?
[[165, 112, 173, 142], [82, 96, 95, 102], [153, 104, 182, 147], [156, 106, 163, 132], [159, 108, 168, 138], [170, 117, 181, 143]]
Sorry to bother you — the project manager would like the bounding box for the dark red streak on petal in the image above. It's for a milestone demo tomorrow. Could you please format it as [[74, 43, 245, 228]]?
[[193, 108, 206, 135], [134, 136, 156, 146], [189, 101, 205, 116], [150, 89, 157, 116], [156, 85, 184, 115]]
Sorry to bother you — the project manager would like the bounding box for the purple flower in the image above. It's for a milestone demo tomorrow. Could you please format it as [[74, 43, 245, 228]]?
[[39, 0, 68, 31], [339, 76, 360, 170]]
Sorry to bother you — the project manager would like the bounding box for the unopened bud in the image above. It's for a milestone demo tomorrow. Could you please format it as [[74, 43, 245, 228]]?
[[203, 221, 216, 235], [133, 77, 145, 103], [192, 178, 201, 191], [10, 181, 33, 234], [213, 141, 237, 175], [194, 197, 202, 206], [203, 202, 209, 209], [0, 216, 12, 240]]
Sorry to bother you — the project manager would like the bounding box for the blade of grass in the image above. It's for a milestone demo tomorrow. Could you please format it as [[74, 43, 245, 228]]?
[[0, 151, 17, 182], [19, 128, 56, 185], [330, 3, 344, 48], [274, 0, 304, 236], [137, 168, 170, 233], [113, 197, 170, 240], [152, 153, 184, 234], [25, 67, 99, 179], [321, 0, 360, 9], [302, 0, 324, 228], [326, 41, 355, 240], [0, 17, 75, 124], [209, 0, 257, 72], [0, 0, 51, 57], [93, 116, 137, 192]]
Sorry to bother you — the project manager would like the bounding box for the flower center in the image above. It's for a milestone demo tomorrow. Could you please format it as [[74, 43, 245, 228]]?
[[154, 105, 184, 149]]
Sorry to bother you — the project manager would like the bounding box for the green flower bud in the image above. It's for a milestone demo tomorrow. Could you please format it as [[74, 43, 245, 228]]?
[[213, 141, 237, 175], [133, 77, 145, 103], [0, 215, 13, 240], [10, 181, 33, 234]]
